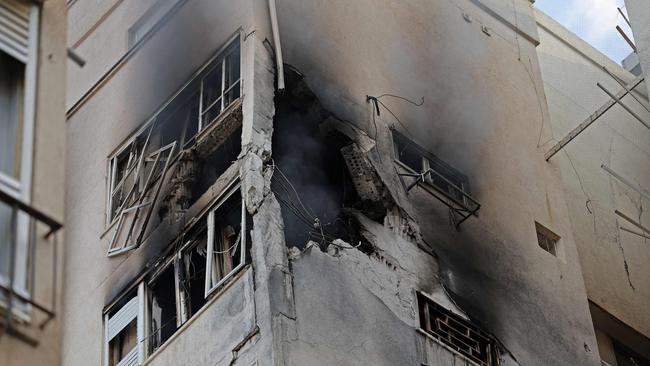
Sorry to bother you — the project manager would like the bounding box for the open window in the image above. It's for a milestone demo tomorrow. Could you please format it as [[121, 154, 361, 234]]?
[[105, 284, 145, 366], [105, 35, 242, 257], [147, 262, 179, 354], [392, 129, 480, 228], [204, 183, 248, 297]]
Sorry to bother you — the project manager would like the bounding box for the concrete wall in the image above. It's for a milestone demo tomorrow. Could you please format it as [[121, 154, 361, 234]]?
[[62, 1, 276, 365], [536, 8, 650, 343], [0, 0, 67, 365], [274, 0, 598, 365], [625, 0, 650, 96]]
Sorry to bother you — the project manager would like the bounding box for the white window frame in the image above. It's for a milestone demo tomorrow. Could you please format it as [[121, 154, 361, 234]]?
[[204, 181, 246, 298], [104, 283, 146, 366], [0, 3, 39, 315], [105, 33, 242, 228]]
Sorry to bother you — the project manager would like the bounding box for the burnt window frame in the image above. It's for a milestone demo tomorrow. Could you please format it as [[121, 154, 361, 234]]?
[[103, 179, 250, 364], [392, 129, 480, 228], [105, 32, 243, 227], [416, 291, 500, 366]]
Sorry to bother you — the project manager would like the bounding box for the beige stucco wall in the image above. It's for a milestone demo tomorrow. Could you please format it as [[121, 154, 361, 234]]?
[[536, 8, 650, 341], [0, 0, 66, 365]]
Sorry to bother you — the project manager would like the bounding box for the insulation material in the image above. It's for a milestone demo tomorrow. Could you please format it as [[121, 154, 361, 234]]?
[[341, 144, 384, 202]]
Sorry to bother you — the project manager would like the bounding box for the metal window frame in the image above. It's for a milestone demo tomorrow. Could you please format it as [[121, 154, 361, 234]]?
[[105, 31, 243, 227], [204, 181, 246, 298], [392, 130, 480, 229], [107, 141, 177, 256]]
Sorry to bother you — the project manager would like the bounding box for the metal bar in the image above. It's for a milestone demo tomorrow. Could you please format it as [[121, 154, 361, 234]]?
[[615, 210, 650, 235], [4, 207, 17, 334], [616, 25, 637, 53], [597, 82, 650, 131], [618, 7, 631, 27], [602, 66, 650, 113], [619, 226, 650, 240], [0, 189, 62, 233], [601, 164, 650, 201], [545, 75, 645, 161]]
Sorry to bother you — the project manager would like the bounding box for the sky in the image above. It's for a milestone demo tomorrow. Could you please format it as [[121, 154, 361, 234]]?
[[535, 0, 635, 64]]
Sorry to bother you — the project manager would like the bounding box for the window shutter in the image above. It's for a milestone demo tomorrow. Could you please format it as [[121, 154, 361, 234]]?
[[116, 348, 139, 366], [107, 296, 139, 340], [0, 0, 31, 63]]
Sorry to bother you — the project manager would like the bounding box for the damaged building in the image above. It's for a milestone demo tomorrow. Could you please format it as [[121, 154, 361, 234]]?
[[59, 0, 650, 366]]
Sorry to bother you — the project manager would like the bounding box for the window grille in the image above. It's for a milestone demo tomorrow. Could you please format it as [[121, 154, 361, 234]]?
[[392, 130, 480, 228], [417, 292, 499, 366]]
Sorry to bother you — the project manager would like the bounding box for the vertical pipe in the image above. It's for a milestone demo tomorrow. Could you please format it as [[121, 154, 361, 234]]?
[[268, 0, 285, 91]]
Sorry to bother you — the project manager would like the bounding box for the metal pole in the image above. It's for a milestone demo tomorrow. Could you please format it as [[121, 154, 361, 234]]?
[[601, 164, 650, 201], [602, 66, 650, 113], [616, 25, 637, 53], [620, 226, 650, 241], [597, 82, 650, 131], [615, 210, 650, 235], [618, 7, 631, 27], [545, 75, 645, 161]]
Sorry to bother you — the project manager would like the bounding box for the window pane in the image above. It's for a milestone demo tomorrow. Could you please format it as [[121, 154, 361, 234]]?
[[148, 265, 179, 354], [180, 232, 208, 318], [201, 63, 223, 121], [207, 191, 243, 291], [0, 52, 24, 179]]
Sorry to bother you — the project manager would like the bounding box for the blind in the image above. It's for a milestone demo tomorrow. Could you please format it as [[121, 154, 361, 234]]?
[[0, 0, 31, 63], [107, 296, 139, 341]]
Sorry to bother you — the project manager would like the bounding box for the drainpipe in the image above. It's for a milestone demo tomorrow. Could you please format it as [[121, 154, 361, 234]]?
[[268, 0, 285, 91]]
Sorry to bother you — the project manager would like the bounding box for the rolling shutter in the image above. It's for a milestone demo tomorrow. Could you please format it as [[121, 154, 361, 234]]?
[[0, 0, 31, 63]]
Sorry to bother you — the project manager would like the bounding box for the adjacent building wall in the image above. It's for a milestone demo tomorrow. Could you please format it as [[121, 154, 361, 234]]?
[[0, 0, 66, 365], [625, 0, 650, 96], [536, 7, 650, 361]]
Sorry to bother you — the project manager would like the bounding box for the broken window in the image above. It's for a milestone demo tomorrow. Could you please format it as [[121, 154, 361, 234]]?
[[393, 129, 469, 202], [204, 184, 248, 297], [106, 35, 241, 226], [392, 130, 480, 228], [535, 222, 559, 257], [178, 230, 209, 322], [105, 284, 144, 366], [148, 263, 179, 354], [417, 292, 499, 366], [104, 182, 250, 360]]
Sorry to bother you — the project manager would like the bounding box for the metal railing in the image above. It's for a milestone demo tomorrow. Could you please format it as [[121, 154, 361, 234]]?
[[396, 161, 481, 229], [0, 188, 63, 346]]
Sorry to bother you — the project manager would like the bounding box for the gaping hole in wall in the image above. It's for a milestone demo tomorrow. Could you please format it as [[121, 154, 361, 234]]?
[[148, 265, 178, 354], [271, 69, 370, 250]]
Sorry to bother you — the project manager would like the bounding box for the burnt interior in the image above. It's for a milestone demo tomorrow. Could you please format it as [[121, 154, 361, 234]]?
[[271, 69, 371, 250]]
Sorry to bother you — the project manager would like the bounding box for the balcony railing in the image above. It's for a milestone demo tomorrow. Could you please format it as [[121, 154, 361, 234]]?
[[0, 188, 63, 346]]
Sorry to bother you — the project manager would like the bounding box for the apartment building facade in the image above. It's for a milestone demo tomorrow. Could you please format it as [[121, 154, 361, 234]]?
[[62, 0, 649, 366], [0, 0, 66, 365]]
